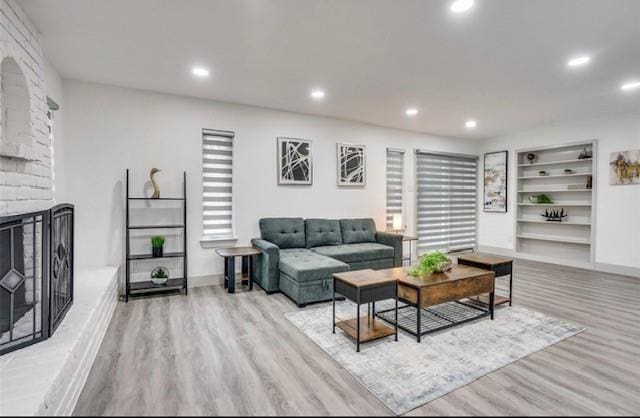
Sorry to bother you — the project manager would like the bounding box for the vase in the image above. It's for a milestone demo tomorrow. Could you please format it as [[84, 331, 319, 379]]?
[[435, 260, 452, 273], [152, 246, 163, 258]]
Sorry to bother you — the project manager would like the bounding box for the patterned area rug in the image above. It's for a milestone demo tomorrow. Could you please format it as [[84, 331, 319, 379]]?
[[285, 302, 584, 415]]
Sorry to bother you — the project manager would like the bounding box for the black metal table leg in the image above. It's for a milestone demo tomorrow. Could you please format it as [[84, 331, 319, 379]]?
[[356, 288, 361, 353], [224, 256, 228, 289], [332, 277, 336, 334], [508, 264, 513, 306], [416, 289, 422, 343], [248, 255, 253, 291], [227, 257, 236, 294], [394, 284, 398, 342], [490, 291, 495, 320]]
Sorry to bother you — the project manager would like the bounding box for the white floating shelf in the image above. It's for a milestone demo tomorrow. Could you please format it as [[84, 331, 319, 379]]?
[[517, 189, 592, 193], [517, 234, 591, 245], [516, 141, 596, 267], [517, 219, 591, 226], [518, 173, 592, 180], [517, 202, 591, 207], [518, 158, 592, 167]]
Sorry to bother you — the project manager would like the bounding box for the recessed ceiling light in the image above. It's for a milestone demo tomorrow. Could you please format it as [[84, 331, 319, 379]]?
[[450, 0, 474, 13], [310, 89, 326, 99], [191, 66, 210, 78], [620, 81, 640, 91], [405, 108, 419, 117], [465, 120, 477, 129], [567, 55, 591, 68]]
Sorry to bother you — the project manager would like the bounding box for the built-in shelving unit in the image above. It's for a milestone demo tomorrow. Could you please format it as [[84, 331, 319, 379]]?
[[515, 141, 596, 267], [125, 169, 188, 301]]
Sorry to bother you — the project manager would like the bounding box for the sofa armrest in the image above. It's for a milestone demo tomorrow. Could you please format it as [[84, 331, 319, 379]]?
[[375, 231, 403, 267], [251, 238, 281, 292]]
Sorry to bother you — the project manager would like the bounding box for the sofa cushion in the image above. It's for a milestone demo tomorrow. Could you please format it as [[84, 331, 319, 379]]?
[[305, 219, 343, 248], [340, 218, 377, 244], [279, 249, 349, 282], [311, 243, 394, 264], [259, 217, 305, 249]]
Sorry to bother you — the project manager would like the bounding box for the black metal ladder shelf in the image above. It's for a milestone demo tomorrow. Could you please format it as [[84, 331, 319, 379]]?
[[124, 169, 188, 301]]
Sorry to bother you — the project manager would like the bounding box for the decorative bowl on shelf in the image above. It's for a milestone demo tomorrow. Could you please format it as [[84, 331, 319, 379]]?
[[538, 170, 548, 176], [564, 169, 573, 174], [151, 266, 169, 285]]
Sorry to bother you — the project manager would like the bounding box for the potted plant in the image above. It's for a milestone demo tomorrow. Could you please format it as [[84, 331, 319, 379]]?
[[409, 251, 452, 277], [151, 266, 169, 285], [151, 235, 166, 257]]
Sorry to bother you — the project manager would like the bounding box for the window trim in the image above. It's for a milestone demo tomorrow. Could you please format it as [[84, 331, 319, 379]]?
[[414, 149, 479, 256], [201, 128, 236, 242]]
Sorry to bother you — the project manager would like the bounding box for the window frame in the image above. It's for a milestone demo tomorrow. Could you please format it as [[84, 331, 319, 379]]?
[[414, 149, 479, 255], [201, 128, 237, 243], [385, 147, 405, 231]]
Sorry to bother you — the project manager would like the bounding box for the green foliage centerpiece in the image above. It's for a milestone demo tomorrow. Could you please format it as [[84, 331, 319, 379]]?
[[409, 251, 452, 277]]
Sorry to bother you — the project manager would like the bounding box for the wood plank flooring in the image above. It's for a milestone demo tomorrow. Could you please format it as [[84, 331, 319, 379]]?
[[74, 259, 640, 416]]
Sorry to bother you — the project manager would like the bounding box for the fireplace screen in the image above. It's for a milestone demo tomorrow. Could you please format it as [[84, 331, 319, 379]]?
[[0, 204, 74, 355]]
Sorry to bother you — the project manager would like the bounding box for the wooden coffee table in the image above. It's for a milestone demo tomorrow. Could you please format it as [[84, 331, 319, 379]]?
[[376, 265, 495, 342], [332, 269, 398, 352], [456, 253, 513, 306]]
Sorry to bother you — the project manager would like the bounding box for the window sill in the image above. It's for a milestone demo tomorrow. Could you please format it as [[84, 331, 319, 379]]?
[[200, 236, 238, 248]]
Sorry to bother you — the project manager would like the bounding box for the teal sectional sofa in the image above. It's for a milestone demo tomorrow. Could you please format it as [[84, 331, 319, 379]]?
[[251, 218, 402, 307]]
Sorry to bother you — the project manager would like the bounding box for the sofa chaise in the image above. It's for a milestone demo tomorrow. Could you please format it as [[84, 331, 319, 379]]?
[[251, 218, 402, 307]]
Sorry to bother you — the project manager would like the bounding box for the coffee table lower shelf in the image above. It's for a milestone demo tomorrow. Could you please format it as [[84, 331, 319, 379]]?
[[336, 317, 396, 343], [377, 300, 491, 338]]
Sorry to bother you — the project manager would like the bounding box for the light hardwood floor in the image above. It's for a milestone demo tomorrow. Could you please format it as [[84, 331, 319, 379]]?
[[74, 259, 640, 416]]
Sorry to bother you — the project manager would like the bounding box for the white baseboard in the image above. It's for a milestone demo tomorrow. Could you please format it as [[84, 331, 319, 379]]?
[[477, 245, 639, 278], [595, 262, 640, 278], [188, 273, 223, 288]]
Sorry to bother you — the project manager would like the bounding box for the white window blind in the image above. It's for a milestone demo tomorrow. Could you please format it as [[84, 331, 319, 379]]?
[[386, 148, 404, 230], [202, 129, 234, 239], [415, 151, 478, 254]]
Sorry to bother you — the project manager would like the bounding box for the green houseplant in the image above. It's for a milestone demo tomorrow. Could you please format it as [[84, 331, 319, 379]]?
[[151, 266, 169, 285], [409, 251, 452, 277], [151, 235, 166, 257]]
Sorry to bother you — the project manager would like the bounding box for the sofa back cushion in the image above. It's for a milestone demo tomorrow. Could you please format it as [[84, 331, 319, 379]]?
[[305, 219, 343, 248], [259, 218, 305, 249], [340, 218, 377, 244]]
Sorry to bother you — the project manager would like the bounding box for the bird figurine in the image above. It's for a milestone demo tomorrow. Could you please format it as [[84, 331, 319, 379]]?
[[150, 168, 161, 198]]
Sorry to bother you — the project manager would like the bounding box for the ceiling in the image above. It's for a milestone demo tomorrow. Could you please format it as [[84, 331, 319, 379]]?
[[21, 0, 640, 139]]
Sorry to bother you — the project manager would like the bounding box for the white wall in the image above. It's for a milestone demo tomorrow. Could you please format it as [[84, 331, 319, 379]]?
[[62, 80, 480, 280], [43, 56, 65, 203], [478, 113, 640, 273]]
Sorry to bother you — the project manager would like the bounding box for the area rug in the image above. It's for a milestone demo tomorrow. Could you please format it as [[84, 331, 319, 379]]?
[[285, 302, 584, 415]]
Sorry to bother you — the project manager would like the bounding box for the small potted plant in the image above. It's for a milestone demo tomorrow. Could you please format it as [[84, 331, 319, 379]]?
[[151, 235, 166, 257], [409, 251, 452, 277], [151, 266, 169, 285]]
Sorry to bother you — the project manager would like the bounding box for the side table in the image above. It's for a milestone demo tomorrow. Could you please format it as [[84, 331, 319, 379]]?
[[402, 235, 418, 265], [456, 252, 513, 306], [332, 269, 398, 352], [215, 246, 261, 294]]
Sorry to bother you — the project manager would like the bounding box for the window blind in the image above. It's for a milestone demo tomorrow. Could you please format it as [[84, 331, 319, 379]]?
[[386, 149, 404, 230], [415, 151, 478, 254], [202, 129, 234, 238]]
